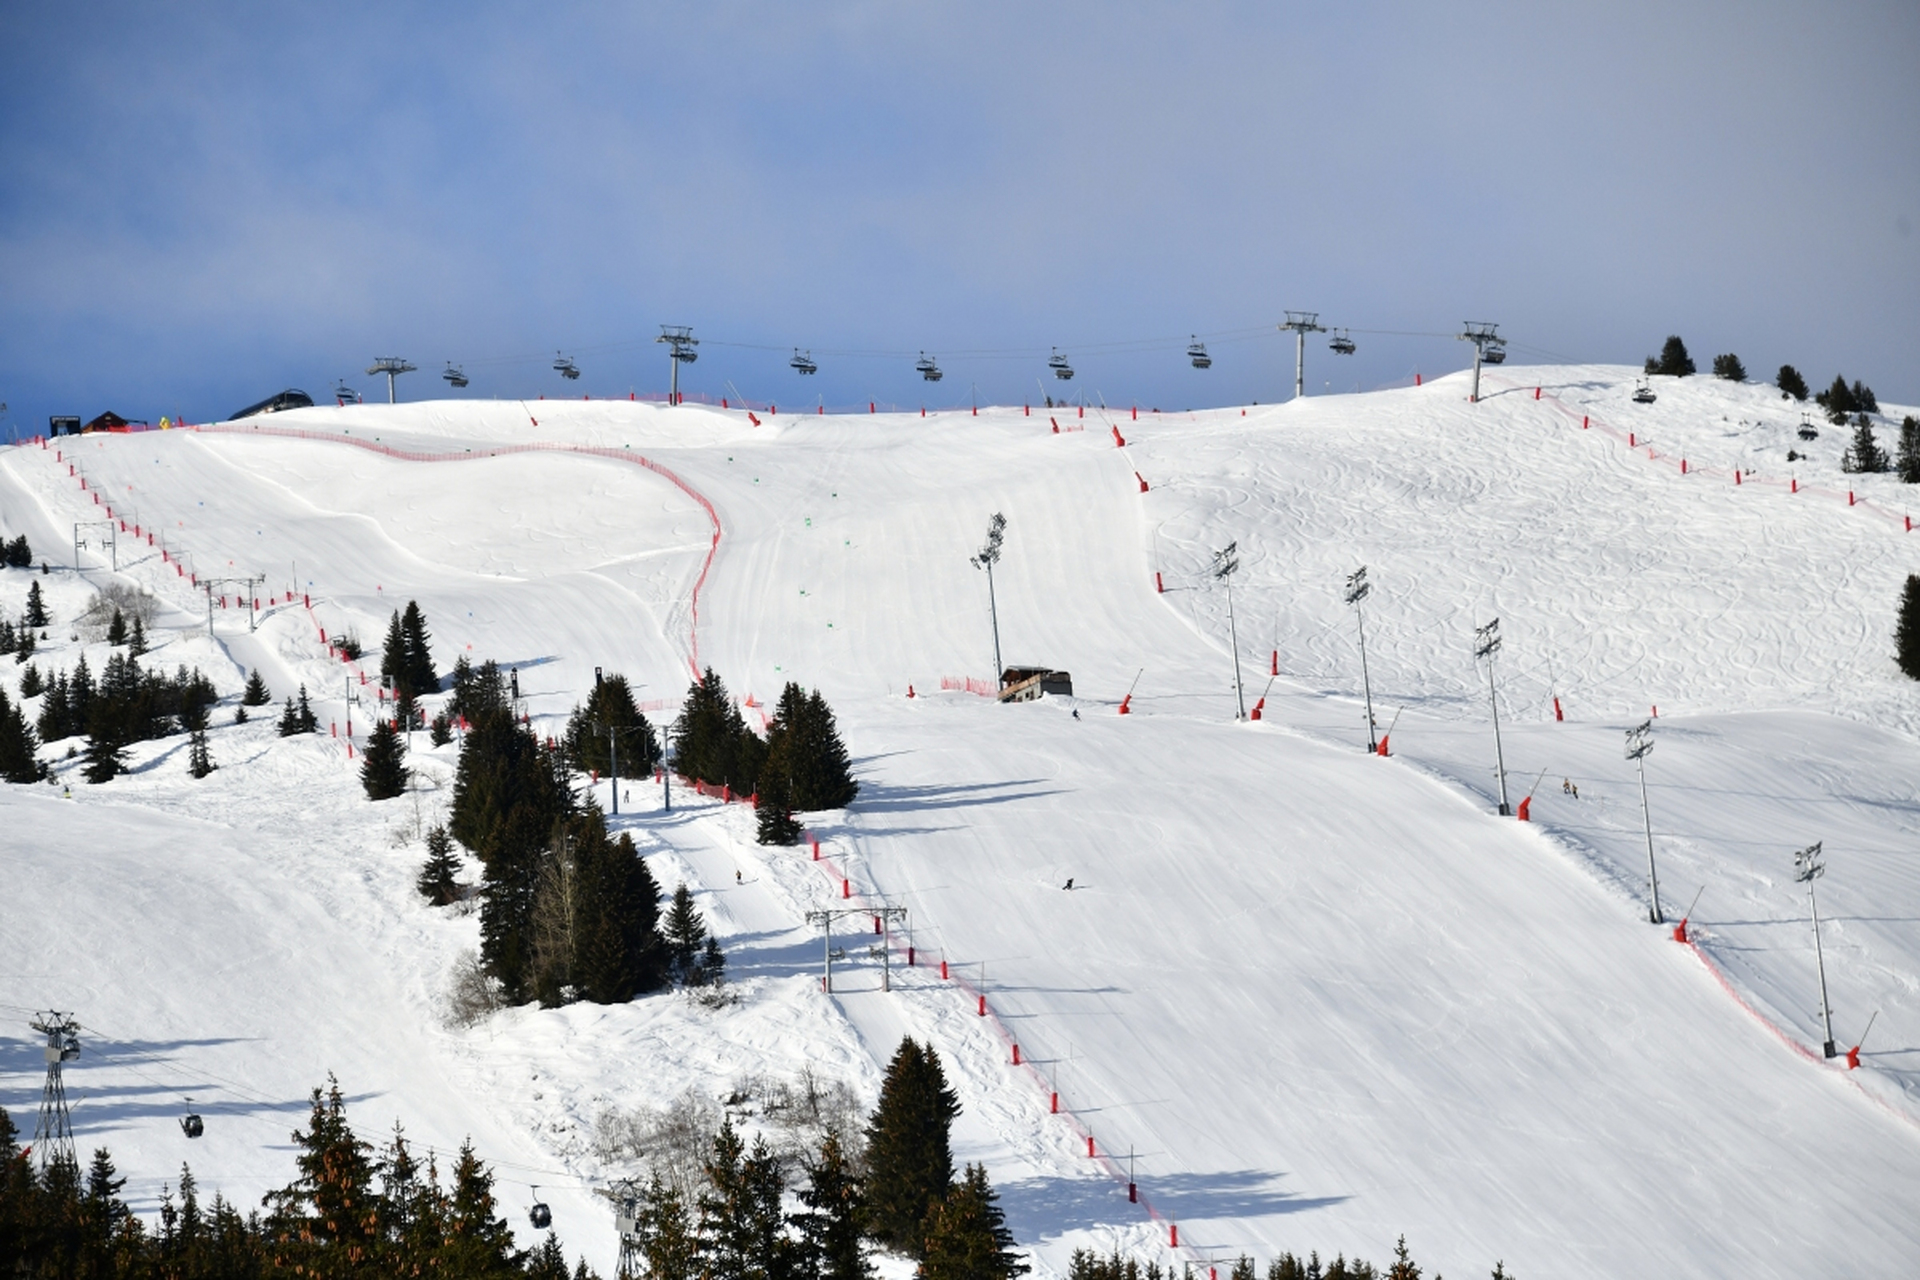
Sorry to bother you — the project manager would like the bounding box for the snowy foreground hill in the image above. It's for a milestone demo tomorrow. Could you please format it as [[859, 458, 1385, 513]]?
[[4, 366, 1919, 1277]]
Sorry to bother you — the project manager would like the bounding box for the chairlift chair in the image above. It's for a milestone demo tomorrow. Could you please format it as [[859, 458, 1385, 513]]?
[[1797, 413, 1819, 441], [1632, 379, 1657, 404], [1481, 342, 1507, 365], [180, 1099, 204, 1139], [1187, 338, 1211, 369], [553, 353, 580, 381], [1048, 348, 1075, 381], [333, 383, 362, 406], [789, 349, 818, 376], [915, 353, 943, 382], [1329, 329, 1357, 356], [528, 1188, 552, 1230], [442, 364, 469, 389]]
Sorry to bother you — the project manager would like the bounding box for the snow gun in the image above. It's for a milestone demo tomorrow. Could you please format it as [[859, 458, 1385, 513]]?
[[1118, 668, 1143, 716], [1516, 768, 1550, 822], [1250, 675, 1276, 721], [1846, 1011, 1877, 1070], [1375, 707, 1403, 757], [1672, 885, 1706, 945]]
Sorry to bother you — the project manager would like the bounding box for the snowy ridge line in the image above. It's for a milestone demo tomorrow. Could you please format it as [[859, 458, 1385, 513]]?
[[793, 830, 1199, 1266], [188, 422, 723, 677], [1513, 378, 1917, 535]]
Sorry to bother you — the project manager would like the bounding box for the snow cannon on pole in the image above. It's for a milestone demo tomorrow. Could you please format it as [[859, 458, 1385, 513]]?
[[1516, 768, 1549, 822], [1213, 543, 1246, 720], [1376, 706, 1403, 757], [1672, 885, 1705, 944], [1846, 1010, 1877, 1070], [971, 513, 1008, 696], [1475, 620, 1511, 814], [1119, 668, 1143, 715]]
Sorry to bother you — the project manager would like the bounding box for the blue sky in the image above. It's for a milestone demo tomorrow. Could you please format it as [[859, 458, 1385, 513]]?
[[2, 1, 1916, 430]]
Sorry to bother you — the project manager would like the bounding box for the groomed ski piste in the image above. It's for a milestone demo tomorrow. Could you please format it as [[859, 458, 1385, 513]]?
[[4, 364, 1918, 1276]]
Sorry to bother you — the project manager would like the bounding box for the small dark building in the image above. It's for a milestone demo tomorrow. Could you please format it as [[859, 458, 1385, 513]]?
[[83, 411, 131, 433], [998, 666, 1073, 703], [48, 416, 81, 437]]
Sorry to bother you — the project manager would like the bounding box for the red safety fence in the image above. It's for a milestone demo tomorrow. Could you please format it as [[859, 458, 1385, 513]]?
[[939, 676, 996, 697]]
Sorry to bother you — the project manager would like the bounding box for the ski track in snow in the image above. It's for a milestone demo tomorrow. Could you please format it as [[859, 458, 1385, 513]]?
[[4, 370, 1920, 1277]]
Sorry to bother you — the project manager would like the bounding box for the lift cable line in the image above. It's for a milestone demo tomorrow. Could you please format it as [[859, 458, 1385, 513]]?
[[1625, 720, 1664, 923], [1279, 312, 1328, 400], [1345, 566, 1378, 752], [971, 514, 1008, 687], [1474, 619, 1512, 815], [1793, 842, 1838, 1059], [1213, 543, 1247, 720], [366, 357, 416, 404]]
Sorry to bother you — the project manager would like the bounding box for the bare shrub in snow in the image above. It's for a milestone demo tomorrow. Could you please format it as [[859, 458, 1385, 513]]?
[[593, 1090, 722, 1202], [77, 584, 159, 639], [445, 949, 505, 1027]]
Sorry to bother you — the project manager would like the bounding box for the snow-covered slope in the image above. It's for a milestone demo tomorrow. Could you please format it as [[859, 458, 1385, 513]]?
[[3, 367, 1917, 1277]]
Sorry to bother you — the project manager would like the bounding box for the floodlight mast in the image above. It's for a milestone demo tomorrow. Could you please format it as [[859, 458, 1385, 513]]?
[[1793, 842, 1837, 1058], [1474, 619, 1511, 814], [1458, 323, 1501, 403], [1625, 720, 1663, 923], [658, 326, 699, 405], [1279, 311, 1326, 400], [1213, 543, 1246, 719], [971, 514, 1008, 690], [1346, 567, 1378, 751], [366, 357, 416, 404]]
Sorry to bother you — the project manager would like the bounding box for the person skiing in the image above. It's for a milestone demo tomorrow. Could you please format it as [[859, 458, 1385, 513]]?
[[1062, 877, 1074, 891]]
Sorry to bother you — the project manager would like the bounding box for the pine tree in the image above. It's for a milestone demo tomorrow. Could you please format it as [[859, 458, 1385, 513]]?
[[297, 684, 319, 733], [19, 662, 41, 699], [278, 697, 301, 736], [188, 727, 215, 779], [81, 720, 127, 784], [919, 1163, 1028, 1280], [793, 1131, 872, 1280], [263, 1079, 382, 1269], [381, 609, 408, 693], [418, 824, 463, 906], [671, 669, 762, 792], [1898, 417, 1920, 485], [798, 689, 858, 809], [1843, 415, 1889, 473], [663, 883, 709, 985], [242, 669, 271, 706], [128, 616, 146, 657], [862, 1037, 961, 1257], [1386, 1236, 1422, 1280], [565, 672, 660, 779], [361, 720, 410, 800], [431, 712, 453, 746], [401, 601, 437, 697], [1897, 575, 1920, 682], [757, 758, 802, 846], [1711, 353, 1746, 381], [1777, 364, 1809, 400], [1647, 336, 1695, 377], [105, 608, 127, 645], [696, 1120, 799, 1280], [452, 702, 574, 1001], [571, 821, 668, 1003], [447, 653, 476, 719], [3, 534, 30, 568], [0, 688, 42, 783], [1818, 374, 1857, 424], [12, 621, 33, 665], [692, 936, 727, 989], [441, 1140, 524, 1275], [1853, 379, 1879, 415], [637, 1176, 700, 1280], [25, 580, 48, 628]]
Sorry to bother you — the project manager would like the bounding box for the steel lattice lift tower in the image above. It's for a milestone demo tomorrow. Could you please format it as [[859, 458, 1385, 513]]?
[[29, 1012, 81, 1172]]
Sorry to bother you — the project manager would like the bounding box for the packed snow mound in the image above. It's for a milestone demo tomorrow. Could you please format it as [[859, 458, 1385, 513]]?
[[3, 365, 1917, 1278]]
